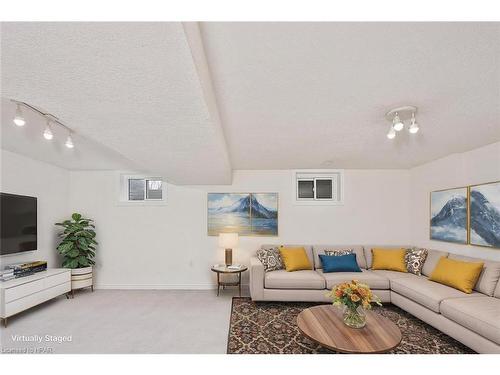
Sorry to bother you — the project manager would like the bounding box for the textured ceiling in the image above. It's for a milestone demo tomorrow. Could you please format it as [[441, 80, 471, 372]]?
[[1, 22, 232, 184], [1, 22, 499, 182], [1, 99, 140, 171], [200, 22, 500, 169]]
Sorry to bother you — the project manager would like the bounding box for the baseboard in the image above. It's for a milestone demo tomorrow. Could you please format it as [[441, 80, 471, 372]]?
[[95, 283, 250, 290]]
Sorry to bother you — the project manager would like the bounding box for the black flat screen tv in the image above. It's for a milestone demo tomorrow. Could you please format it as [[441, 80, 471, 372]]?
[[0, 193, 37, 256]]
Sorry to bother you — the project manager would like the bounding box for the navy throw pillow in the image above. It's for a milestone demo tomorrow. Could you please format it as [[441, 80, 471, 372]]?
[[319, 253, 362, 273]]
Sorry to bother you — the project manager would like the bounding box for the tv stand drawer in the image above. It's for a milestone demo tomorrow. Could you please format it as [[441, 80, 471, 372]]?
[[3, 270, 71, 303], [4, 282, 71, 317]]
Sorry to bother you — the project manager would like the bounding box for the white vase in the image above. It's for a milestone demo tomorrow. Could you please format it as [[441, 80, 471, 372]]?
[[70, 266, 93, 293]]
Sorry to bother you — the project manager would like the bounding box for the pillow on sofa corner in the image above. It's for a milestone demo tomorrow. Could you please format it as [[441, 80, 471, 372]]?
[[256, 246, 284, 272], [429, 257, 484, 294], [405, 247, 428, 275], [371, 248, 407, 272], [279, 246, 312, 272], [319, 253, 362, 273]]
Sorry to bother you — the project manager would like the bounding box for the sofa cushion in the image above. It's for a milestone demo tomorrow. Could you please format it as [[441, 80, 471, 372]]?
[[371, 248, 408, 272], [421, 249, 449, 277], [448, 254, 500, 296], [313, 245, 366, 269], [264, 270, 325, 289], [440, 296, 500, 345], [317, 269, 390, 290], [429, 257, 484, 294], [256, 246, 284, 272], [262, 244, 314, 268], [279, 246, 313, 271], [319, 253, 362, 273], [405, 247, 428, 275], [371, 269, 419, 281], [363, 245, 409, 269], [391, 277, 482, 313]]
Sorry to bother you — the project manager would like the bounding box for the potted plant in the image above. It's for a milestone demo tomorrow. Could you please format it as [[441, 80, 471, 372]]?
[[55, 213, 97, 297], [327, 280, 382, 328]]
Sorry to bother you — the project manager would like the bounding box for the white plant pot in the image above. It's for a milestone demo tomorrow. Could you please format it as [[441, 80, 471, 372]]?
[[70, 266, 93, 291]]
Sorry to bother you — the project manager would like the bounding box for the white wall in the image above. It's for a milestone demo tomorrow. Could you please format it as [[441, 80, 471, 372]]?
[[0, 150, 70, 268], [68, 169, 411, 288], [410, 141, 500, 261], [4, 140, 499, 288]]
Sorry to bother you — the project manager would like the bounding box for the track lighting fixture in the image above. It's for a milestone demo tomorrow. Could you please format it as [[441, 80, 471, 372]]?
[[10, 99, 76, 149], [13, 104, 26, 126], [43, 120, 54, 140], [384, 106, 420, 139]]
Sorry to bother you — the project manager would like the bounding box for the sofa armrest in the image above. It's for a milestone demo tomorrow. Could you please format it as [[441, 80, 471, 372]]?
[[249, 256, 265, 301]]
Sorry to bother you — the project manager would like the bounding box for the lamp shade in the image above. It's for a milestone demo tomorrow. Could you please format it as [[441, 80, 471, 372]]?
[[219, 233, 239, 248]]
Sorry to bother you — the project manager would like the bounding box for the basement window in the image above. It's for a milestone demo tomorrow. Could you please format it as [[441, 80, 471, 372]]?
[[293, 170, 344, 205], [119, 174, 166, 204]]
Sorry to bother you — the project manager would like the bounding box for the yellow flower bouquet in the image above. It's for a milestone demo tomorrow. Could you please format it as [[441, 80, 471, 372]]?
[[327, 280, 382, 328]]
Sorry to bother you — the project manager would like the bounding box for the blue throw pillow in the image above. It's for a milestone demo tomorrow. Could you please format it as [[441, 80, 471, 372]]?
[[319, 253, 362, 273]]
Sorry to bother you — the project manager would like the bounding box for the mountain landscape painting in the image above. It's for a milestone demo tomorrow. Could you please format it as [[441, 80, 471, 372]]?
[[469, 182, 500, 248], [430, 187, 468, 244], [208, 193, 278, 236]]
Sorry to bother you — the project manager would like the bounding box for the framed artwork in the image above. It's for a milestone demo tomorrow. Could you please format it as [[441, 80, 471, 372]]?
[[207, 193, 278, 236], [469, 181, 500, 248], [430, 187, 468, 244]]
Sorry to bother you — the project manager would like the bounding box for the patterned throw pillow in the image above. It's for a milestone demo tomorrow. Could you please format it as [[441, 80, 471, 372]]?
[[324, 249, 354, 257], [256, 246, 284, 272], [405, 248, 428, 275]]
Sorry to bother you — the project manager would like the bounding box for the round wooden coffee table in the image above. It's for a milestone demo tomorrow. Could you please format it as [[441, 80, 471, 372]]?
[[297, 305, 402, 353]]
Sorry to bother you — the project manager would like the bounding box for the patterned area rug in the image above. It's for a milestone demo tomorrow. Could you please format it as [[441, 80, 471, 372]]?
[[227, 298, 475, 354]]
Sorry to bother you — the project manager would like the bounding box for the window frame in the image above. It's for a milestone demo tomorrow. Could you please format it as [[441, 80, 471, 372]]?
[[293, 170, 344, 205], [118, 173, 167, 206]]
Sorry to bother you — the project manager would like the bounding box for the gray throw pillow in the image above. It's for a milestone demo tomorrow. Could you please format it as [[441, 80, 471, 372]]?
[[256, 246, 284, 272], [405, 248, 428, 275], [324, 249, 354, 257]]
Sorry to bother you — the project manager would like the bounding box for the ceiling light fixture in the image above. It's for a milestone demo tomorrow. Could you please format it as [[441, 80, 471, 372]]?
[[10, 99, 76, 149], [65, 133, 74, 149], [13, 104, 26, 126], [43, 120, 54, 140], [384, 105, 420, 139]]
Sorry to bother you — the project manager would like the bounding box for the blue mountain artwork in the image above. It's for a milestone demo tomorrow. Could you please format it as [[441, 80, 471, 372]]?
[[470, 190, 500, 247], [208, 194, 278, 236], [430, 195, 467, 243], [211, 195, 277, 219]]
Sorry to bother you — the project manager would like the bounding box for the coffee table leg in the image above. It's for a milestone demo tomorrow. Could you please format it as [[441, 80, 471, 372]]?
[[217, 273, 220, 296], [238, 272, 242, 297]]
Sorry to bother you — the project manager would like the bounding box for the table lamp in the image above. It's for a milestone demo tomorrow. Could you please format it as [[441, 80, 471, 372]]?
[[219, 233, 239, 266]]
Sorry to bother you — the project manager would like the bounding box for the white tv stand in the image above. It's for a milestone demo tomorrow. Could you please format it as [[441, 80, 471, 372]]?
[[0, 268, 71, 327]]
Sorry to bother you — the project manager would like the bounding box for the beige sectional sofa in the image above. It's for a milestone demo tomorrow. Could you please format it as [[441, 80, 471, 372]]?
[[249, 244, 500, 353]]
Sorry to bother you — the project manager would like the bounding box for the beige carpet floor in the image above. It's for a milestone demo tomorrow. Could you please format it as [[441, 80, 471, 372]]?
[[1, 288, 247, 354]]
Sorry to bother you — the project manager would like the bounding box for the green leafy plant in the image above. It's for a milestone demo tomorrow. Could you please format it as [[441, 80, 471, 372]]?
[[55, 213, 98, 269]]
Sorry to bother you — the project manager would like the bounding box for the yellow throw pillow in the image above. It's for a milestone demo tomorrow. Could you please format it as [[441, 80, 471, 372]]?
[[371, 248, 407, 272], [279, 246, 312, 272], [429, 257, 484, 294]]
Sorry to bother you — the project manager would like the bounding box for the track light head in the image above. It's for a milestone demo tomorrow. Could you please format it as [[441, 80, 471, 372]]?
[[387, 127, 396, 139], [392, 113, 404, 131], [65, 134, 74, 148], [409, 112, 419, 134], [13, 104, 26, 126], [43, 120, 54, 140]]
